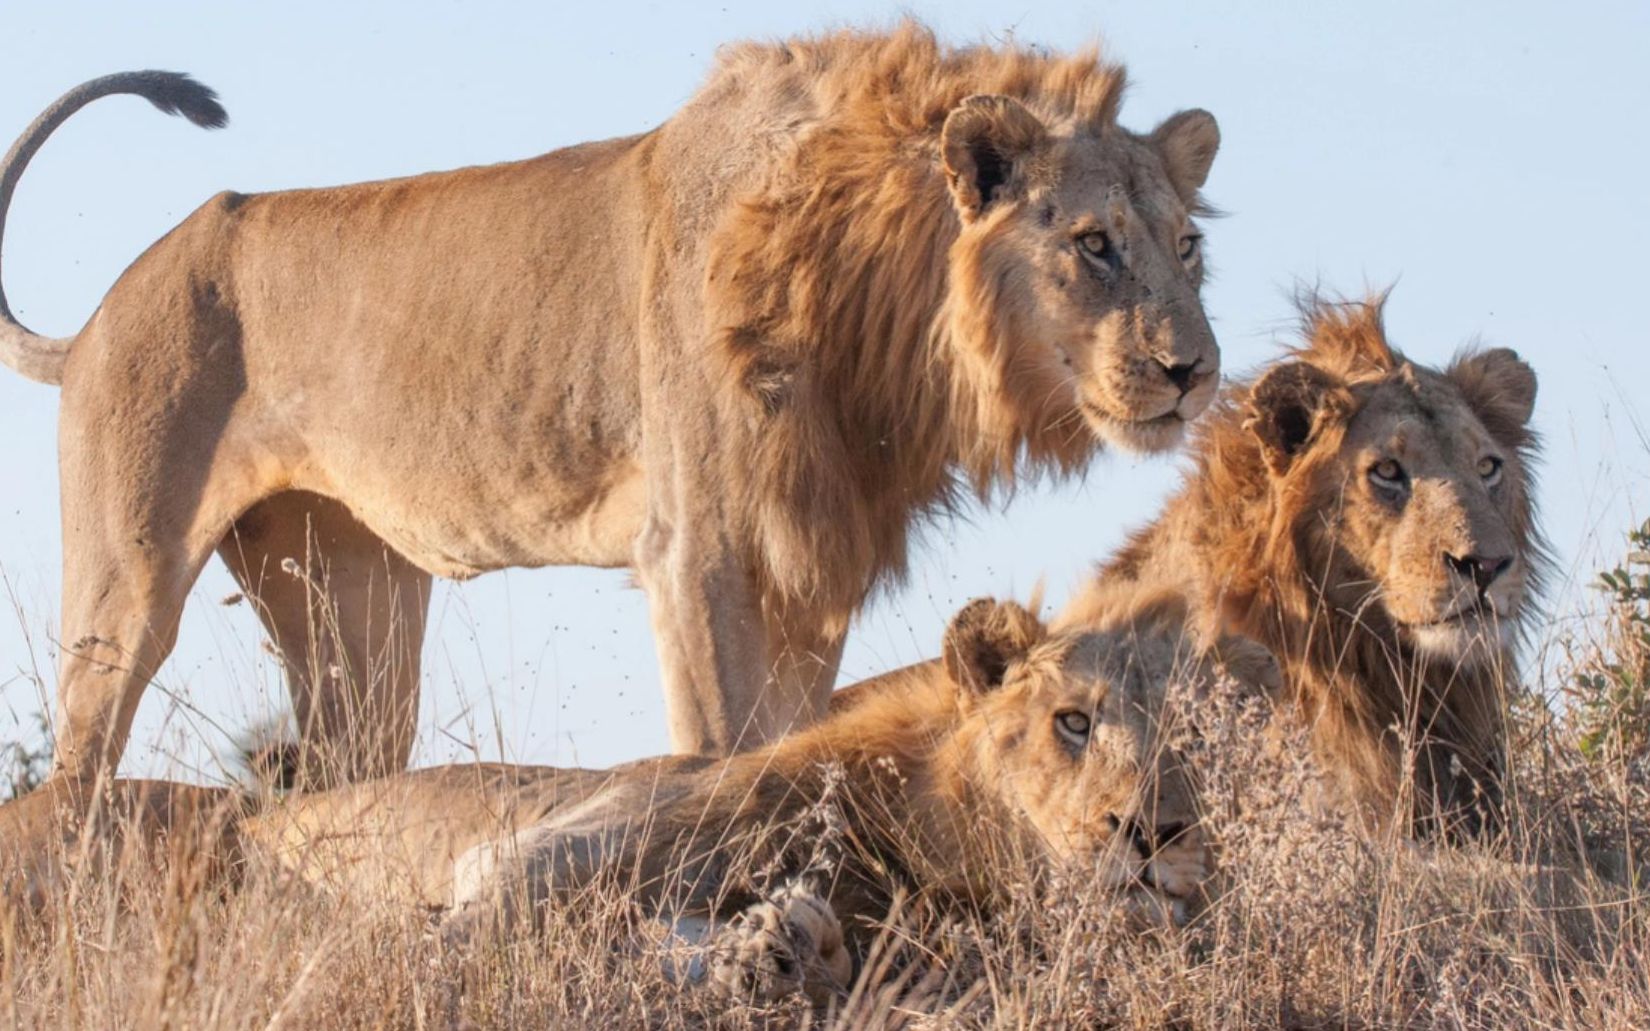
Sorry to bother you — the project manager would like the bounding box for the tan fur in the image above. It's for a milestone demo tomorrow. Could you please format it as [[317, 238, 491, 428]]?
[[0, 27, 1223, 785], [0, 778, 246, 915], [1064, 297, 1545, 837], [3, 599, 1254, 955]]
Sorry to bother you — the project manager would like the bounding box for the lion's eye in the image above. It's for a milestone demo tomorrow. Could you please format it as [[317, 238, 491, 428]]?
[[1077, 231, 1114, 263], [1369, 458, 1406, 489], [1478, 455, 1503, 485], [1056, 711, 1091, 741], [1178, 233, 1202, 263]]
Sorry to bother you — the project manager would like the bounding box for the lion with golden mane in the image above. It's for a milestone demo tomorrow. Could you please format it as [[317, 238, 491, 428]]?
[[1064, 297, 1543, 838], [0, 25, 1223, 790], [1, 597, 1269, 1002]]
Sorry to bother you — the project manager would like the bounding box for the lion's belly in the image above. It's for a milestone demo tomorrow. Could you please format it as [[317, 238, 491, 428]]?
[[241, 763, 614, 908], [327, 455, 649, 580]]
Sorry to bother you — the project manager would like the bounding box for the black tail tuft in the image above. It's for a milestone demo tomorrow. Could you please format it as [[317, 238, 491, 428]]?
[[0, 69, 229, 387], [135, 71, 229, 130], [236, 718, 300, 793]]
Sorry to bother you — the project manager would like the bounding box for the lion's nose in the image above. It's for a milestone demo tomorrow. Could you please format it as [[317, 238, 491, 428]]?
[[1444, 552, 1513, 595], [1155, 357, 1207, 397]]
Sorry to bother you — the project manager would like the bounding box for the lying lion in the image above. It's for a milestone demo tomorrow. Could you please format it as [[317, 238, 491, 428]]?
[[2, 597, 1269, 1001], [1065, 295, 1543, 838]]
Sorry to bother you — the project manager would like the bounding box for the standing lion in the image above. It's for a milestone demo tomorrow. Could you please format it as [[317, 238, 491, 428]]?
[[0, 25, 1222, 788]]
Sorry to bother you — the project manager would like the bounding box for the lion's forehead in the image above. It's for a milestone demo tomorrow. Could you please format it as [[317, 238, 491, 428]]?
[[1020, 631, 1171, 722], [1046, 132, 1187, 229], [1335, 376, 1530, 569], [1347, 379, 1499, 476]]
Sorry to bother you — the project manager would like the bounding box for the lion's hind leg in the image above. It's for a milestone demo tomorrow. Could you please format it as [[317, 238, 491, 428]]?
[[438, 804, 624, 951], [51, 396, 263, 787], [218, 491, 431, 788], [0, 779, 244, 923]]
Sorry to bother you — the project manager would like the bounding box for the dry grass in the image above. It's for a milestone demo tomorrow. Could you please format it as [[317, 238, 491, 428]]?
[[1, 533, 1647, 1030], [2, 701, 1644, 1028]]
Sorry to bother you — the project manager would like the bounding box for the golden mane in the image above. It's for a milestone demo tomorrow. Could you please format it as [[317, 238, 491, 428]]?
[[1094, 296, 1546, 835], [705, 24, 1131, 627]]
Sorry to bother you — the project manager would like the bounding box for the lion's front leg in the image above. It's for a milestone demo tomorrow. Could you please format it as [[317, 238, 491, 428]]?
[[633, 512, 768, 756], [635, 510, 845, 757], [438, 831, 853, 1006], [702, 882, 852, 1006]]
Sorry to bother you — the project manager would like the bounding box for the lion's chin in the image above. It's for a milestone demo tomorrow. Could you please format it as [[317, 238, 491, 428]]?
[[1079, 403, 1188, 455], [1405, 613, 1514, 665]]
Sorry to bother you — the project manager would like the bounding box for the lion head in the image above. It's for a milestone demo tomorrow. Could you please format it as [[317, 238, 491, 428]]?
[[931, 597, 1269, 911], [1242, 300, 1541, 666], [940, 95, 1222, 456]]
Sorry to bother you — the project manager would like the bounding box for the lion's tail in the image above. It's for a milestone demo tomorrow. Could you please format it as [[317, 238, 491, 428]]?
[[0, 71, 227, 386], [235, 717, 302, 795]]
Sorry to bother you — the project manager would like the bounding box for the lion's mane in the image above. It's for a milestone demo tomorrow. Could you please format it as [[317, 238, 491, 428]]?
[[705, 25, 1132, 629]]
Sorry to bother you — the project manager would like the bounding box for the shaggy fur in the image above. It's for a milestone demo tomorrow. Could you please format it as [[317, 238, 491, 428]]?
[[703, 26, 1224, 623], [0, 24, 1223, 782], [1063, 297, 1546, 838], [705, 32, 1203, 616]]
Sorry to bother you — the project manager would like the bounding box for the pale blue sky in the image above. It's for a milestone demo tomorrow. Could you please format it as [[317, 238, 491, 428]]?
[[1, 1, 1646, 780]]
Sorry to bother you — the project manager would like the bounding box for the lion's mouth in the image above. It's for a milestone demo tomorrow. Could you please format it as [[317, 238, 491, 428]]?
[[1411, 596, 1517, 633], [1417, 607, 1482, 630], [1078, 400, 1187, 454], [1091, 856, 1179, 900], [1132, 863, 1170, 896], [1404, 602, 1517, 658]]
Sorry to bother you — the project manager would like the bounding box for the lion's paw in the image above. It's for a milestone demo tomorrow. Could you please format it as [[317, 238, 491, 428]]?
[[707, 883, 851, 1005]]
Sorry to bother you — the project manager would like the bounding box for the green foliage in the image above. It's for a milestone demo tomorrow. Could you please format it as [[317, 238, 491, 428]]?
[[1569, 517, 1650, 761], [1, 708, 52, 802]]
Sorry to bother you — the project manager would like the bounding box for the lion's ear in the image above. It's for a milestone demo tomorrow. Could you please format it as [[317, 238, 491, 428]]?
[[942, 597, 1045, 696], [941, 95, 1049, 222], [1150, 109, 1220, 203], [1448, 347, 1537, 448], [1244, 361, 1349, 475]]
